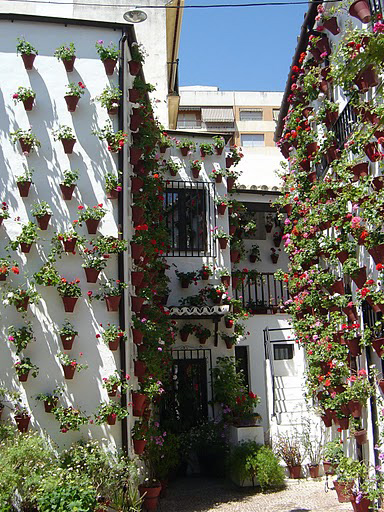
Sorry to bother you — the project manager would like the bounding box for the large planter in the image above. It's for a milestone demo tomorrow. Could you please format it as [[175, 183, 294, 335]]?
[[103, 58, 117, 75], [349, 0, 371, 22], [17, 181, 32, 197], [138, 484, 162, 511], [132, 392, 146, 416], [62, 364, 76, 379], [288, 465, 301, 479], [61, 334, 75, 350], [333, 480, 354, 503], [61, 296, 79, 313], [36, 214, 51, 230], [84, 267, 100, 283], [15, 415, 30, 433], [133, 439, 147, 454], [105, 295, 121, 312], [85, 219, 100, 234], [60, 184, 76, 200], [62, 56, 76, 72], [128, 60, 141, 76], [64, 95, 79, 112], [61, 138, 76, 154], [131, 296, 145, 313]]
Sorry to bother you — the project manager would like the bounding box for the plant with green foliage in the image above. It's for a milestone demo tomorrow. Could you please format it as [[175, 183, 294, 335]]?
[[94, 401, 129, 424], [95, 85, 122, 110], [14, 357, 39, 378], [54, 42, 76, 60], [16, 37, 38, 55], [61, 168, 79, 187], [95, 40, 120, 60], [8, 322, 34, 354], [9, 222, 39, 249], [274, 432, 302, 467], [53, 125, 75, 141], [13, 86, 36, 103], [10, 129, 41, 152], [31, 201, 52, 218]]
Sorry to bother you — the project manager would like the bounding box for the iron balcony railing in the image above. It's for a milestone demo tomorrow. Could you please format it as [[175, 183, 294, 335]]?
[[176, 120, 202, 129], [234, 272, 289, 311], [334, 101, 357, 150], [369, 0, 383, 17]]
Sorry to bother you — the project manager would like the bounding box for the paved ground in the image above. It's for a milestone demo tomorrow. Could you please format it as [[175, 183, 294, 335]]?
[[159, 477, 353, 512]]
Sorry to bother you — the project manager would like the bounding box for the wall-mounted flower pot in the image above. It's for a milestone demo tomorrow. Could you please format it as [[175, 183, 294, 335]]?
[[215, 146, 223, 155], [230, 250, 240, 263], [197, 336, 208, 344], [62, 56, 76, 72], [62, 364, 76, 379], [368, 244, 384, 264], [133, 439, 147, 454], [129, 60, 141, 76], [225, 157, 234, 168], [372, 337, 384, 357], [218, 237, 228, 249], [131, 271, 144, 287], [21, 53, 36, 70], [132, 392, 146, 416], [60, 184, 75, 200], [19, 138, 32, 154], [308, 171, 317, 183], [315, 36, 331, 55], [62, 296, 78, 313], [132, 205, 145, 225], [36, 214, 51, 230], [319, 80, 329, 94], [64, 95, 79, 112], [61, 334, 75, 350], [130, 114, 142, 132], [108, 102, 119, 115], [349, 0, 371, 22], [309, 47, 322, 62], [179, 331, 189, 342], [131, 176, 144, 193], [108, 337, 120, 351], [346, 338, 361, 357], [364, 142, 380, 162], [17, 181, 32, 197], [15, 297, 29, 311], [326, 145, 340, 164], [134, 360, 147, 378], [299, 159, 310, 172], [18, 371, 30, 382], [106, 413, 117, 425], [217, 204, 227, 215], [191, 168, 200, 179], [221, 275, 230, 288], [338, 417, 349, 430], [15, 415, 30, 432], [20, 242, 32, 253], [354, 65, 378, 92], [227, 177, 235, 191], [103, 58, 117, 75], [131, 296, 145, 313], [130, 147, 143, 165], [306, 142, 318, 157], [321, 414, 332, 428], [61, 138, 76, 154], [84, 267, 100, 283], [330, 279, 345, 295], [348, 400, 362, 418], [44, 399, 58, 413], [23, 97, 35, 111], [351, 266, 366, 288], [107, 188, 120, 199], [62, 238, 77, 252], [108, 384, 118, 397], [271, 254, 279, 264], [323, 16, 340, 35], [129, 88, 140, 102], [180, 147, 189, 156], [85, 219, 100, 234], [349, 162, 369, 183], [131, 242, 144, 260], [132, 328, 143, 345], [280, 141, 290, 159], [105, 295, 121, 312]]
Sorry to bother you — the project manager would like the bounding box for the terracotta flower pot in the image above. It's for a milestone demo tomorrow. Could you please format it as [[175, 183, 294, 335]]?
[[288, 465, 301, 479], [180, 147, 189, 156], [347, 338, 361, 357], [130, 114, 142, 132], [61, 138, 76, 154], [180, 331, 189, 342], [130, 147, 143, 165], [131, 271, 144, 287], [36, 214, 51, 230], [323, 17, 340, 35], [21, 53, 36, 70], [20, 242, 32, 253], [306, 142, 318, 157], [131, 176, 144, 193], [218, 237, 228, 249], [338, 417, 349, 430], [323, 461, 335, 475], [62, 56, 76, 72], [138, 483, 162, 511], [129, 88, 140, 102], [62, 364, 76, 379], [227, 177, 235, 191], [321, 414, 332, 428], [61, 334, 75, 350], [105, 295, 121, 312], [331, 279, 345, 295], [131, 296, 145, 313], [15, 297, 29, 311], [354, 429, 368, 445], [22, 96, 34, 111], [349, 0, 371, 22], [217, 203, 227, 215], [230, 250, 240, 263], [372, 337, 384, 357], [19, 138, 32, 154], [84, 267, 100, 283], [134, 360, 147, 378], [229, 224, 236, 235], [129, 60, 141, 76], [103, 58, 117, 75], [60, 184, 76, 200], [364, 141, 381, 162], [221, 275, 230, 288], [132, 205, 145, 225], [108, 338, 120, 351], [349, 162, 369, 182], [108, 384, 118, 397], [133, 439, 147, 454], [336, 250, 349, 264], [351, 266, 367, 289], [215, 146, 223, 155], [62, 238, 77, 252], [225, 157, 234, 167], [132, 328, 143, 345], [17, 181, 32, 197], [18, 371, 29, 382], [44, 399, 58, 413], [108, 103, 119, 115], [64, 95, 79, 112], [132, 392, 146, 416], [61, 296, 78, 313], [334, 480, 354, 503], [355, 65, 378, 92], [85, 219, 100, 234], [308, 465, 319, 478], [378, 379, 384, 393], [15, 415, 30, 433], [106, 413, 117, 425], [192, 168, 200, 179], [131, 242, 144, 260], [349, 400, 362, 418]]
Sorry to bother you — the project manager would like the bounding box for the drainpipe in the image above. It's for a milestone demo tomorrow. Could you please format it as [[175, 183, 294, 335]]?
[[119, 29, 129, 454]]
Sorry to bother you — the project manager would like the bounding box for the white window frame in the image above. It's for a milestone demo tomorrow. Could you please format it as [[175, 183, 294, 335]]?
[[240, 134, 265, 147]]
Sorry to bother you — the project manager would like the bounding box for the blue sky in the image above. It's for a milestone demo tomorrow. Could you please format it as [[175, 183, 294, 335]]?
[[179, 1, 307, 92]]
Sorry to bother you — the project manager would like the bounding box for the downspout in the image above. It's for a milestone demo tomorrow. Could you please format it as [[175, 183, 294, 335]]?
[[119, 29, 129, 454], [169, 0, 182, 93]]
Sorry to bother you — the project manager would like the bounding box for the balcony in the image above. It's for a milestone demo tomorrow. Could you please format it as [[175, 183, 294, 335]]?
[[334, 101, 357, 150], [234, 272, 289, 313], [176, 120, 202, 129]]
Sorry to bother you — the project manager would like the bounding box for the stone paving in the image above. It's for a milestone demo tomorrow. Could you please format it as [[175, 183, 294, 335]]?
[[159, 477, 353, 512]]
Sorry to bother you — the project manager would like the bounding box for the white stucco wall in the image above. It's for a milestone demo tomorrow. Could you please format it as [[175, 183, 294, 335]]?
[[0, 19, 132, 449]]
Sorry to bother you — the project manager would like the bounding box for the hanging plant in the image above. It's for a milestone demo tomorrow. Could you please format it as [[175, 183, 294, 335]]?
[[53, 405, 89, 433], [105, 171, 122, 199], [8, 322, 34, 354], [92, 122, 128, 152], [54, 42, 76, 71], [11, 128, 41, 155], [12, 86, 36, 111], [60, 168, 79, 200], [34, 262, 61, 287], [95, 85, 122, 114], [9, 221, 39, 253], [95, 40, 120, 75], [30, 201, 52, 230], [53, 125, 77, 154], [94, 401, 129, 425], [14, 357, 39, 381], [16, 37, 38, 69]]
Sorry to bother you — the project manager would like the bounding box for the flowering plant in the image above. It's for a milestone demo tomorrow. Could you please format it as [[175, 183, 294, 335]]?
[[347, 369, 374, 403], [30, 201, 52, 218], [61, 168, 79, 187], [91, 279, 128, 300], [131, 419, 148, 440], [53, 125, 75, 141], [92, 122, 128, 152], [57, 352, 88, 372], [226, 168, 243, 179], [218, 268, 231, 277], [14, 357, 39, 378], [89, 235, 128, 254], [13, 86, 35, 103], [96, 323, 126, 345], [210, 168, 226, 180], [54, 42, 76, 60], [140, 376, 165, 400], [190, 160, 202, 171], [105, 171, 122, 193], [35, 387, 63, 406], [16, 37, 38, 55], [175, 269, 199, 285], [0, 258, 19, 277], [199, 264, 214, 278], [65, 82, 86, 97], [77, 204, 107, 222], [212, 227, 231, 241], [165, 159, 181, 175], [3, 285, 40, 310], [179, 323, 196, 335], [159, 131, 173, 148], [176, 138, 196, 151], [10, 129, 41, 151], [200, 143, 214, 155], [56, 277, 82, 298], [95, 40, 120, 61], [58, 320, 78, 339], [9, 222, 39, 250], [33, 262, 60, 286], [8, 322, 34, 354], [94, 401, 129, 424], [53, 405, 89, 432], [213, 135, 225, 149], [95, 85, 122, 110], [16, 169, 34, 184], [102, 371, 131, 394], [194, 324, 211, 340], [227, 145, 244, 166], [81, 246, 108, 271], [13, 404, 29, 418]]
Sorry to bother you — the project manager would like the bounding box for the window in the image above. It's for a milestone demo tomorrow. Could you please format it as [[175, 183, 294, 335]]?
[[272, 109, 280, 122], [164, 181, 215, 257], [176, 112, 201, 129], [239, 109, 263, 121], [240, 134, 264, 147], [235, 346, 250, 389], [273, 344, 294, 360]]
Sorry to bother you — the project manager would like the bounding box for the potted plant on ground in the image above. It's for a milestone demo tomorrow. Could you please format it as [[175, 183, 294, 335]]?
[[94, 401, 129, 426], [60, 168, 79, 200], [13, 404, 31, 432], [58, 320, 78, 350], [56, 277, 82, 312], [274, 432, 303, 479], [13, 86, 36, 111], [11, 128, 41, 155], [31, 201, 52, 230], [33, 262, 61, 287], [14, 357, 39, 382], [301, 418, 324, 478], [16, 37, 38, 69], [53, 125, 77, 154], [90, 278, 128, 311], [16, 169, 34, 197], [92, 122, 128, 152], [95, 85, 122, 115], [190, 159, 202, 179], [8, 322, 34, 354], [77, 204, 107, 234], [200, 143, 214, 157], [54, 42, 76, 71], [95, 40, 120, 75], [64, 81, 86, 112], [176, 138, 196, 156], [175, 269, 199, 289], [3, 285, 40, 312], [9, 221, 39, 253], [36, 387, 63, 413], [53, 405, 89, 432], [97, 323, 126, 351], [57, 351, 88, 380], [105, 171, 122, 199], [213, 135, 225, 155]]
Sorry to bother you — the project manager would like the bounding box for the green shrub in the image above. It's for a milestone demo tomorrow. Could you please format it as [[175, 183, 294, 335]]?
[[255, 446, 285, 490], [36, 473, 97, 511]]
